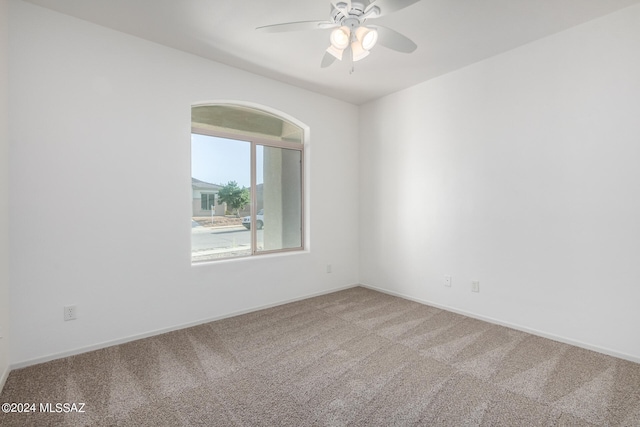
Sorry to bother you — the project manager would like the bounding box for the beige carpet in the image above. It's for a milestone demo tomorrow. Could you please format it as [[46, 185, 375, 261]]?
[[1, 286, 639, 426]]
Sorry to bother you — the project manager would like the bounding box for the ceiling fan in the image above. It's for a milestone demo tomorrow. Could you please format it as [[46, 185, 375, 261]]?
[[256, 0, 421, 68]]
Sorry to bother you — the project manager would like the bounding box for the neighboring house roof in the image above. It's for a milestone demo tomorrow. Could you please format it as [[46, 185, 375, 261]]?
[[192, 178, 222, 191]]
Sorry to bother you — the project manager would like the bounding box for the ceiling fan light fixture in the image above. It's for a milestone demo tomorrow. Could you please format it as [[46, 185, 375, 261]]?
[[356, 26, 378, 50], [351, 40, 370, 62], [326, 44, 344, 60], [330, 27, 350, 50]]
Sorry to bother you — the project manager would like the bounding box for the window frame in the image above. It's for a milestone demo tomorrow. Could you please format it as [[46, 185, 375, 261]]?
[[191, 125, 305, 260]]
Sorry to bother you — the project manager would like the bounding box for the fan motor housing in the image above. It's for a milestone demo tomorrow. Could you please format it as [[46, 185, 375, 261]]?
[[332, 1, 368, 24]]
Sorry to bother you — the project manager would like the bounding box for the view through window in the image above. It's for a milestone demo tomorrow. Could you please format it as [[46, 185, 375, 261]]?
[[191, 104, 304, 262]]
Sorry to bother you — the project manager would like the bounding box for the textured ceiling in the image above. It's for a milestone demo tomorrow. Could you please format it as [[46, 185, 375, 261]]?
[[24, 0, 640, 104]]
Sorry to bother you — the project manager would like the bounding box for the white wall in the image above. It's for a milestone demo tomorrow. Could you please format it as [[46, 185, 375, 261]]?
[[0, 0, 10, 388], [360, 4, 640, 361], [9, 0, 640, 370], [8, 1, 359, 366]]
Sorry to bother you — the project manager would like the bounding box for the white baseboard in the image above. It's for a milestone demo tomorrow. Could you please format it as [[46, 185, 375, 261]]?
[[0, 364, 9, 393], [15, 282, 634, 370], [360, 283, 640, 364], [11, 283, 360, 370]]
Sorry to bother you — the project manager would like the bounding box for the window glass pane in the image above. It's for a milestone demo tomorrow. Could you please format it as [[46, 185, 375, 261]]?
[[200, 193, 215, 211], [256, 145, 302, 252], [191, 134, 251, 261]]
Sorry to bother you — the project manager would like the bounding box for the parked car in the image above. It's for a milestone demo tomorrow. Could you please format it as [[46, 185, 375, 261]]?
[[242, 209, 263, 230]]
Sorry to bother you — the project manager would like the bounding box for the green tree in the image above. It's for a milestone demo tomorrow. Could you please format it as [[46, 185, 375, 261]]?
[[217, 181, 250, 217]]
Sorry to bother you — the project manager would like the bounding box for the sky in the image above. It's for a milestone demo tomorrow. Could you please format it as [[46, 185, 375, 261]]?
[[191, 134, 263, 188]]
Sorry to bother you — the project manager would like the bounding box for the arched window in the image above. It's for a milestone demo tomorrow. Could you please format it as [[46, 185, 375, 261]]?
[[191, 103, 305, 262]]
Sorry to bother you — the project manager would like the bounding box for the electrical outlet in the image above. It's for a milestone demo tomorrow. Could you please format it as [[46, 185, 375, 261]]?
[[64, 305, 77, 321], [326, 264, 332, 273], [471, 281, 480, 293], [444, 275, 452, 287]]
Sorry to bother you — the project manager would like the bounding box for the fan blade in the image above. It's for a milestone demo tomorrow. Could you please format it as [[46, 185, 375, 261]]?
[[256, 20, 336, 33], [321, 51, 337, 68], [372, 25, 417, 53], [365, 0, 421, 18]]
